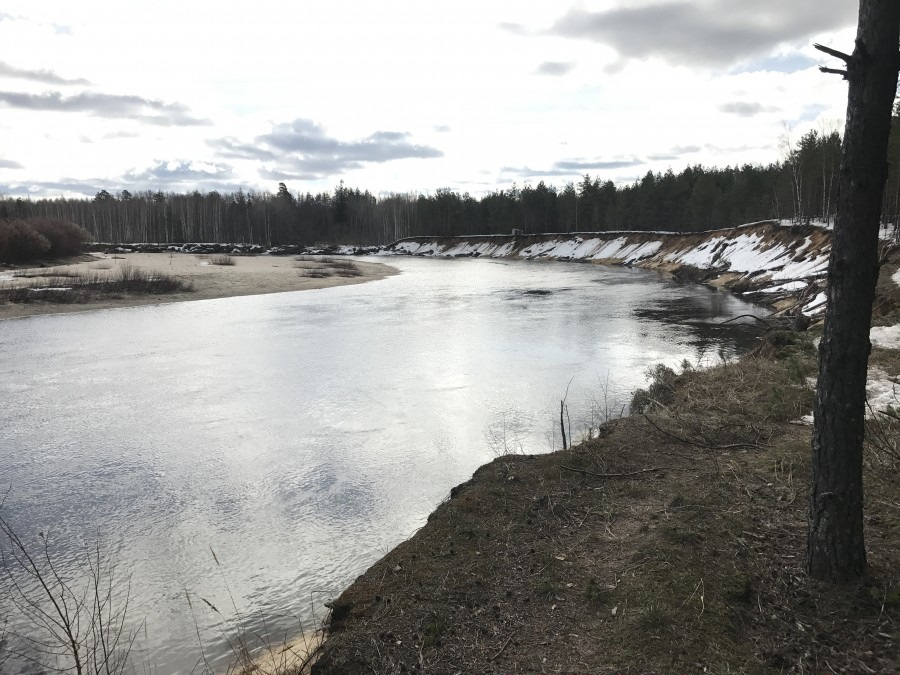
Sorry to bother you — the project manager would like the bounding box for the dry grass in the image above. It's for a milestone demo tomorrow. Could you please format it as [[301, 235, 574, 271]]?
[[0, 263, 192, 304], [186, 549, 323, 675], [313, 331, 900, 674], [11, 268, 84, 279], [210, 254, 236, 266], [294, 256, 363, 279]]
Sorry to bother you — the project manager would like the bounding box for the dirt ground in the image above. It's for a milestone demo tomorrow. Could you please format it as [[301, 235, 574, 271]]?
[[0, 252, 397, 320]]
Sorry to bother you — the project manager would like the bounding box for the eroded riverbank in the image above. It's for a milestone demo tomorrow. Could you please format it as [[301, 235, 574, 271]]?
[[386, 221, 832, 317]]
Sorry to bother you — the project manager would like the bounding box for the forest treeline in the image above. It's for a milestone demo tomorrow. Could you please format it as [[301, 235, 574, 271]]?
[[2, 110, 899, 246]]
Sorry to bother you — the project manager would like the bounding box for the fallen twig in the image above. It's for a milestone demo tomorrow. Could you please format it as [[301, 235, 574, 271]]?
[[577, 507, 594, 528], [641, 412, 764, 451], [560, 465, 669, 478], [490, 630, 517, 661], [717, 313, 772, 326]]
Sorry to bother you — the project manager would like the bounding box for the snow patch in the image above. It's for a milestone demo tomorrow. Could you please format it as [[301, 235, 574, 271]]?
[[759, 281, 808, 294], [491, 241, 517, 257], [802, 292, 827, 316], [870, 325, 900, 350], [796, 366, 900, 424], [867, 368, 900, 417]]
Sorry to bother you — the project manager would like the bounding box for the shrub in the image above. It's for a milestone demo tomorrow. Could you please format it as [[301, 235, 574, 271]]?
[[0, 218, 88, 263], [0, 220, 51, 263], [209, 254, 235, 266], [28, 218, 89, 258], [630, 364, 678, 413]]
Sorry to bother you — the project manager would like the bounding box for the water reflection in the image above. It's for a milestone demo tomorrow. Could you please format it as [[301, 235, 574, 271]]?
[[0, 257, 768, 673], [633, 293, 765, 356]]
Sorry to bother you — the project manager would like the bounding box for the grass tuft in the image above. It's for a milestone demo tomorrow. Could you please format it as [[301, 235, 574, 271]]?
[[0, 264, 192, 304], [294, 256, 363, 279]]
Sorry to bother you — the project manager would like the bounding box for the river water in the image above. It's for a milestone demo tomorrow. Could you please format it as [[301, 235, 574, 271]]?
[[0, 257, 767, 673]]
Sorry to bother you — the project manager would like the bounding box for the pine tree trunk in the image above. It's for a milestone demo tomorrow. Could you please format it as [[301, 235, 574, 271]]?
[[808, 0, 900, 583]]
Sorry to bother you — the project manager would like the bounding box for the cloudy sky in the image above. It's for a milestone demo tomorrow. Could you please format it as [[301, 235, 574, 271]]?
[[0, 1, 857, 199]]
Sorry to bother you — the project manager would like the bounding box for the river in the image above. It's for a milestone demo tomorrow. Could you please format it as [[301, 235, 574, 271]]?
[[0, 256, 768, 673]]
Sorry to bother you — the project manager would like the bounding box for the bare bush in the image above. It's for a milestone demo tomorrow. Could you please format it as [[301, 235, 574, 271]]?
[[0, 221, 51, 263], [484, 410, 528, 457], [294, 256, 363, 279], [29, 218, 90, 258], [210, 254, 236, 266], [584, 373, 626, 440], [629, 364, 678, 413], [0, 218, 88, 263], [0, 508, 139, 675]]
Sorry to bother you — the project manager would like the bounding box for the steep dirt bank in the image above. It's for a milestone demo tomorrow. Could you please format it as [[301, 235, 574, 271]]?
[[386, 221, 832, 317]]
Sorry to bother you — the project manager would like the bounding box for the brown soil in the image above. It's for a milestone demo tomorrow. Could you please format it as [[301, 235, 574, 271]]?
[[312, 325, 900, 673]]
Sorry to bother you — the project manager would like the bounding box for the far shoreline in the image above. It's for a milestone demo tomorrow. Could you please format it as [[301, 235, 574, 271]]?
[[0, 252, 398, 321]]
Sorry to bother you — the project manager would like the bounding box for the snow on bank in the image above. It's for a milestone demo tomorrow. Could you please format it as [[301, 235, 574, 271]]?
[[388, 222, 832, 315], [665, 232, 827, 280]]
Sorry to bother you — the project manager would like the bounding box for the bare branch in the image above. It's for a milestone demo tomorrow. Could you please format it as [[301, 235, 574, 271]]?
[[717, 313, 774, 327], [640, 411, 763, 452], [0, 508, 137, 674], [814, 43, 853, 63], [819, 66, 849, 78]]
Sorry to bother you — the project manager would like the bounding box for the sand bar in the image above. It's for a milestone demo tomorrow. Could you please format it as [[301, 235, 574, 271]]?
[[0, 252, 397, 320]]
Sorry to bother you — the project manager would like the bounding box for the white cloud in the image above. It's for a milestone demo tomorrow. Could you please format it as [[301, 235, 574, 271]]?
[[0, 1, 860, 198], [548, 0, 856, 66]]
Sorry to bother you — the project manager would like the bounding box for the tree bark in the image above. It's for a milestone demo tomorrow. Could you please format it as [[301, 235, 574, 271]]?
[[808, 0, 900, 583]]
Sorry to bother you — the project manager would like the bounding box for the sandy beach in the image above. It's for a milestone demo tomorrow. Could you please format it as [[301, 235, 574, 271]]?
[[0, 252, 397, 320]]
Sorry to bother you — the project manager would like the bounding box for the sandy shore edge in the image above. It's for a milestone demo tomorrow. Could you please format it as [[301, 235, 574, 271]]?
[[0, 252, 398, 320]]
